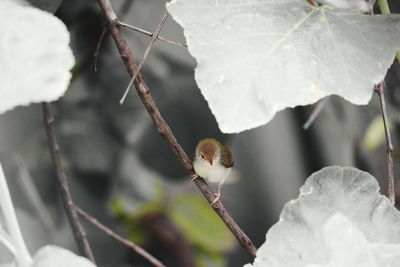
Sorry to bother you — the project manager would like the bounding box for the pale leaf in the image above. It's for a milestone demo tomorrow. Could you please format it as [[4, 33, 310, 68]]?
[[167, 0, 400, 133], [32, 246, 96, 267], [245, 166, 400, 267], [0, 0, 74, 114]]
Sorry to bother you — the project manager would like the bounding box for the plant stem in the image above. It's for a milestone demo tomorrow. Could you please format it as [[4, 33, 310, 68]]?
[[96, 0, 257, 257], [76, 207, 165, 267], [378, 0, 390, 13], [118, 21, 187, 48], [377, 0, 400, 60], [93, 27, 108, 72], [0, 164, 32, 266], [375, 82, 395, 204], [119, 10, 169, 105], [42, 103, 95, 262]]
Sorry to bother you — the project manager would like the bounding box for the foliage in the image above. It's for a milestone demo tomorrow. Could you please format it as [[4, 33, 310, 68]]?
[[0, 164, 96, 267], [110, 183, 235, 266], [0, 0, 74, 115], [245, 166, 400, 267], [167, 0, 400, 133]]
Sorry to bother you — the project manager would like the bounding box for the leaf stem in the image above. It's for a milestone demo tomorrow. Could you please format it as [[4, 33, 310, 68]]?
[[42, 103, 96, 262], [377, 0, 400, 60], [377, 0, 390, 14], [0, 164, 32, 266], [0, 228, 16, 257], [97, 0, 257, 257], [119, 11, 169, 105], [118, 21, 187, 48], [375, 82, 395, 204]]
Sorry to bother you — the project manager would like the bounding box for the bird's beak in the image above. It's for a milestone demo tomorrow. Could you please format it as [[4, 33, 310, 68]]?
[[207, 158, 213, 165]]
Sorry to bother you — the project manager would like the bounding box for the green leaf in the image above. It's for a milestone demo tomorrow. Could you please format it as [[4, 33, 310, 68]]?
[[109, 182, 166, 245], [363, 116, 393, 151], [109, 181, 165, 221], [194, 250, 226, 267], [109, 196, 127, 219], [169, 195, 235, 253], [127, 225, 149, 246]]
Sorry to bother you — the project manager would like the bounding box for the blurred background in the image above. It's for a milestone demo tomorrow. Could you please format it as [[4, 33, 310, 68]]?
[[0, 0, 400, 266]]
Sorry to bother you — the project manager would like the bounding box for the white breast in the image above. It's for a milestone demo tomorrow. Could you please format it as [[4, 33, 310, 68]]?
[[193, 160, 231, 184]]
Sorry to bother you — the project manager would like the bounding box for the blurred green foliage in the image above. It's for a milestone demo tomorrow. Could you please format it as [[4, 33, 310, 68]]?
[[109, 182, 236, 266], [362, 116, 393, 151]]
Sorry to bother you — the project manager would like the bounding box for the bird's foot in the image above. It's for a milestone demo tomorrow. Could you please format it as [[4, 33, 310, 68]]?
[[191, 173, 199, 181], [211, 193, 220, 206]]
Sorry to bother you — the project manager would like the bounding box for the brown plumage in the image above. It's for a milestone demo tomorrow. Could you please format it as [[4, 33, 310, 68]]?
[[195, 138, 234, 167], [192, 138, 234, 205]]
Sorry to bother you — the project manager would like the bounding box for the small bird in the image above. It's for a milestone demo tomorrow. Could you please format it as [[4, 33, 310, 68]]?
[[192, 138, 234, 205]]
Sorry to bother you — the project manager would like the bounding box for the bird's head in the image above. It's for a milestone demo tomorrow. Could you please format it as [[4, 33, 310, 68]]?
[[195, 139, 220, 166]]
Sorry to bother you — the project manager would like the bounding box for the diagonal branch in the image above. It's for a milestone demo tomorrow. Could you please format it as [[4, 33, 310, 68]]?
[[118, 21, 187, 48], [76, 207, 166, 267], [375, 82, 395, 204], [42, 103, 95, 262], [119, 10, 169, 105], [97, 0, 257, 257]]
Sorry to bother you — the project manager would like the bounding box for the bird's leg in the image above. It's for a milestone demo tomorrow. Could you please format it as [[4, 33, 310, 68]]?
[[211, 182, 223, 205], [191, 173, 199, 181]]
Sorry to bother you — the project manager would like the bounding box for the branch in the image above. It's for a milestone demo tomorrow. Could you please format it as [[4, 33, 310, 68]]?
[[374, 82, 395, 204], [97, 0, 257, 257], [118, 21, 187, 48], [93, 0, 135, 72], [302, 98, 327, 130], [93, 27, 108, 72], [76, 207, 165, 267], [119, 10, 169, 104], [42, 103, 95, 262]]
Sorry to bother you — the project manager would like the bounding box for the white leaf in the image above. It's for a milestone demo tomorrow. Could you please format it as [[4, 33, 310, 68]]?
[[319, 0, 370, 12], [0, 0, 74, 115], [167, 1, 400, 133], [245, 166, 400, 267], [0, 164, 32, 266], [32, 246, 96, 267]]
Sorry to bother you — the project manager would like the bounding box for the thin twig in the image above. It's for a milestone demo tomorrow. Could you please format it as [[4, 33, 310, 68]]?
[[93, 27, 108, 72], [97, 0, 257, 257], [93, 0, 136, 72], [374, 82, 395, 204], [42, 103, 96, 262], [302, 98, 327, 130], [14, 155, 56, 234], [118, 21, 187, 48], [76, 207, 165, 267], [119, 11, 169, 105]]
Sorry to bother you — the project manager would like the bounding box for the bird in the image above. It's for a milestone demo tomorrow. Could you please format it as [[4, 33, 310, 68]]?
[[192, 138, 234, 205]]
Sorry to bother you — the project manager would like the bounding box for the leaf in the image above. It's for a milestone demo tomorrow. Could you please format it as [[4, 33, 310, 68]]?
[[245, 166, 400, 267], [169, 195, 235, 252], [194, 250, 226, 267], [363, 116, 393, 151], [307, 213, 400, 267], [0, 0, 74, 115], [32, 245, 96, 267], [167, 1, 400, 133], [27, 0, 63, 13], [319, 0, 370, 12], [0, 163, 32, 266], [109, 185, 165, 245]]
